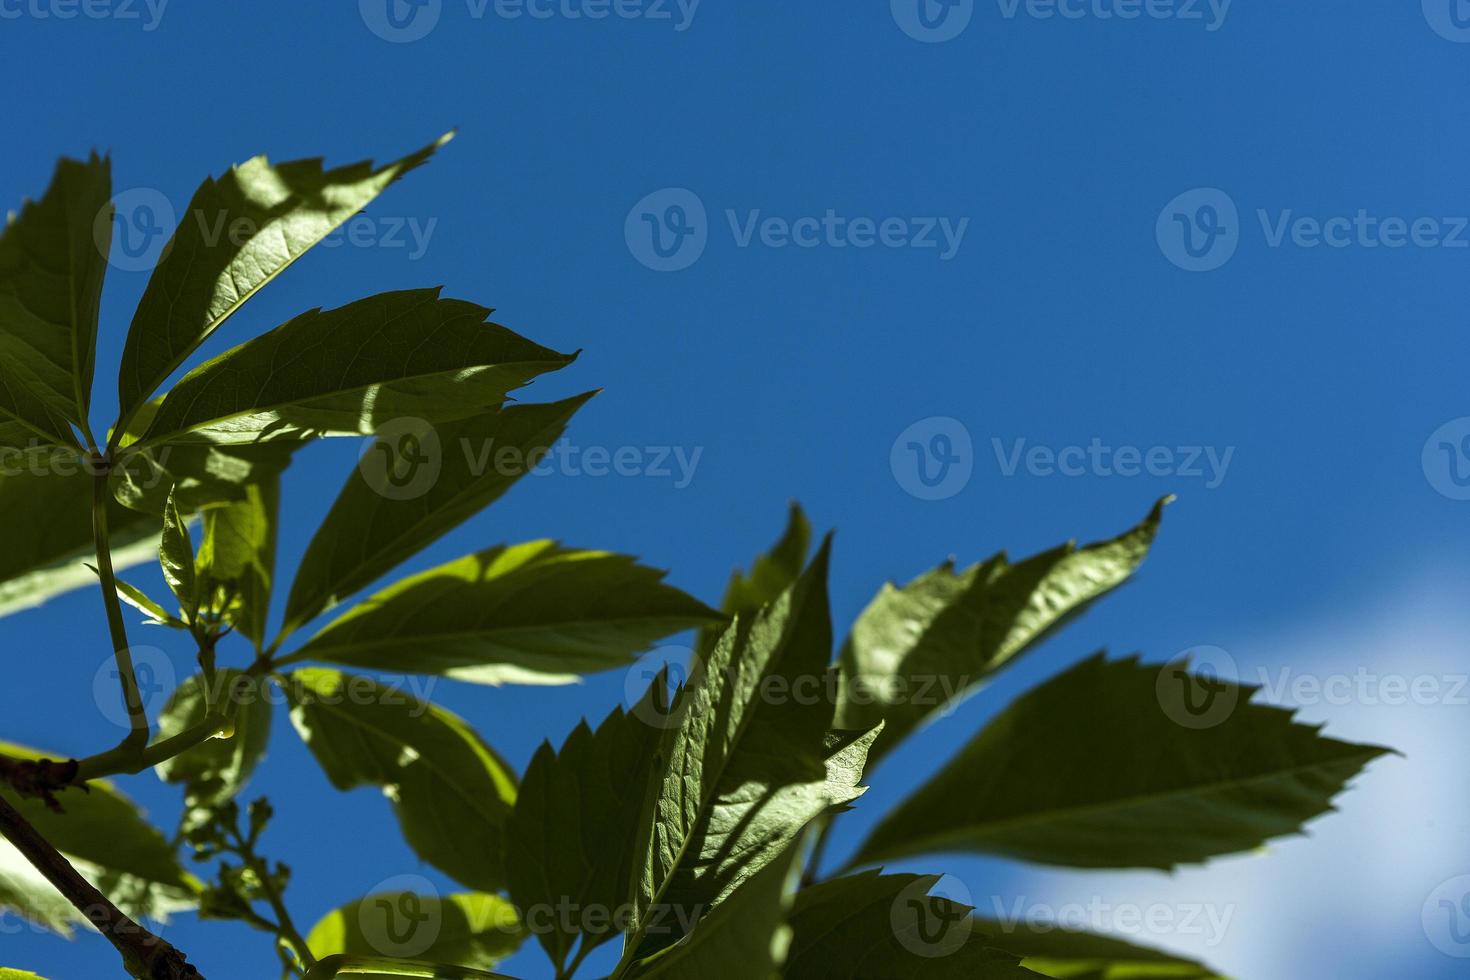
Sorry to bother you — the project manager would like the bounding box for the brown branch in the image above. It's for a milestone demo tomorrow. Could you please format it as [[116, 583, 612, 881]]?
[[0, 793, 203, 979]]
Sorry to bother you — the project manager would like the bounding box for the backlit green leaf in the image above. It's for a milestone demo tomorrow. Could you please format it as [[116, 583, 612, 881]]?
[[128, 288, 574, 450], [281, 393, 594, 638], [0, 468, 157, 620], [852, 654, 1391, 871], [306, 892, 524, 972], [972, 919, 1228, 979], [292, 541, 721, 686], [195, 477, 279, 647], [627, 543, 874, 960], [786, 872, 1043, 978], [0, 153, 110, 445], [285, 669, 517, 892], [0, 741, 198, 934], [116, 136, 450, 422], [159, 490, 196, 618], [155, 671, 274, 820], [507, 677, 668, 971], [836, 499, 1167, 760]]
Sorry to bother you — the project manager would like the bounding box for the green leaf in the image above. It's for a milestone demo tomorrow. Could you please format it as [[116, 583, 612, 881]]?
[[786, 872, 1044, 978], [0, 468, 157, 620], [155, 671, 273, 818], [836, 499, 1168, 760], [306, 892, 524, 971], [851, 654, 1391, 871], [111, 435, 298, 518], [113, 577, 185, 627], [285, 669, 517, 892], [506, 677, 668, 972], [159, 490, 196, 618], [721, 502, 812, 616], [115, 135, 450, 422], [971, 920, 1228, 979], [304, 955, 511, 979], [0, 741, 198, 934], [627, 543, 874, 961], [292, 541, 722, 686], [0, 153, 111, 445], [195, 477, 278, 647], [128, 288, 575, 450], [622, 845, 801, 980], [0, 969, 50, 979], [281, 393, 594, 638]]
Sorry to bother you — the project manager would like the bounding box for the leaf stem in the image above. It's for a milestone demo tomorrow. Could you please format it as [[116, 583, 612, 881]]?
[[91, 453, 151, 749]]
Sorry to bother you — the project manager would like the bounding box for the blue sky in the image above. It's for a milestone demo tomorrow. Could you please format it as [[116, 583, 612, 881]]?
[[2, 2, 1469, 977]]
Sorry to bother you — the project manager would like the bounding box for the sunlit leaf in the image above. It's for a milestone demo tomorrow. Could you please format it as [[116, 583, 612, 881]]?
[[306, 892, 524, 972]]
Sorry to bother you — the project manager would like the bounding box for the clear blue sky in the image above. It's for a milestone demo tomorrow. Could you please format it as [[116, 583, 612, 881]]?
[[2, 2, 1469, 977]]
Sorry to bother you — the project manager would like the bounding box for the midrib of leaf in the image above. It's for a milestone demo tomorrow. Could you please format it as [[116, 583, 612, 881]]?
[[309, 698, 504, 823], [875, 753, 1379, 861], [305, 617, 711, 656], [618, 629, 784, 972]]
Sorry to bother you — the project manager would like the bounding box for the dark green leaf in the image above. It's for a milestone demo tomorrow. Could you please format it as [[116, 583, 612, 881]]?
[[306, 892, 523, 971], [195, 477, 278, 647], [111, 434, 298, 518], [159, 490, 196, 618], [627, 543, 875, 960], [155, 671, 274, 818], [836, 499, 1168, 760], [285, 669, 517, 892], [0, 153, 111, 444], [852, 654, 1391, 871], [622, 845, 800, 980], [129, 288, 575, 449], [292, 541, 721, 686], [506, 677, 668, 971], [971, 919, 1227, 979], [0, 741, 197, 934], [721, 502, 811, 617], [281, 393, 594, 638], [0, 468, 157, 619], [116, 136, 450, 422], [786, 872, 1044, 978]]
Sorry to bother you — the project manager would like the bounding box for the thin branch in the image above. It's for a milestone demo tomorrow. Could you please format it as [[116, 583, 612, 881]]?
[[0, 793, 202, 979]]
